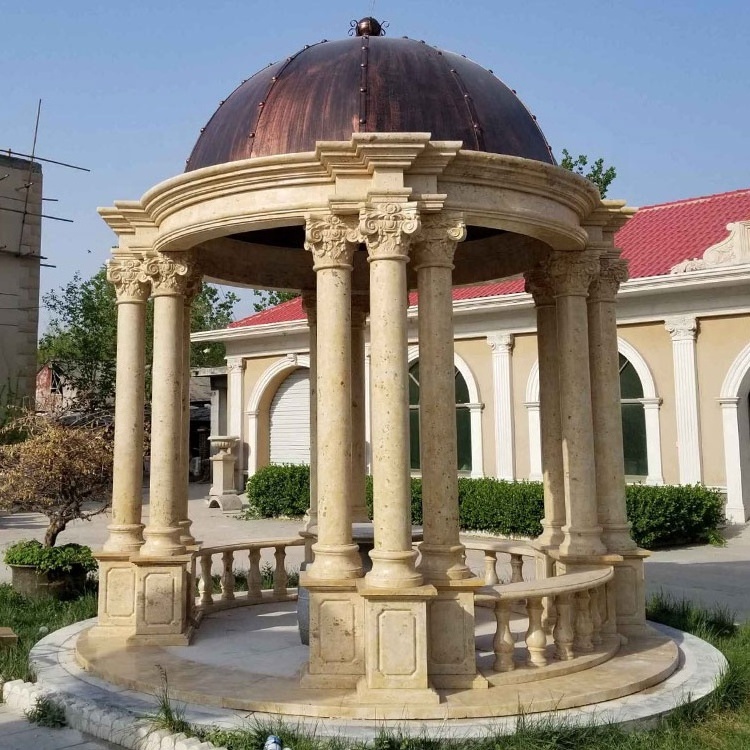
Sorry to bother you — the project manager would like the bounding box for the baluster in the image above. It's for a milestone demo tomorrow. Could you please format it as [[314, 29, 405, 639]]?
[[602, 580, 617, 636], [484, 551, 499, 585], [510, 554, 524, 583], [590, 587, 603, 645], [553, 593, 574, 660], [493, 601, 515, 672], [221, 551, 235, 602], [273, 545, 287, 595], [573, 590, 594, 653], [525, 597, 548, 667], [198, 553, 213, 607], [542, 595, 557, 634], [248, 548, 262, 599]]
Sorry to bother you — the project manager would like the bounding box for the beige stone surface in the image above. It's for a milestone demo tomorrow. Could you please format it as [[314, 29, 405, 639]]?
[[75, 602, 678, 720]]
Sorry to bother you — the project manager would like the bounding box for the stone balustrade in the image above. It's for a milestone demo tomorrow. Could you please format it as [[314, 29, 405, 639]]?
[[191, 537, 305, 618], [480, 565, 616, 681], [461, 536, 534, 584]]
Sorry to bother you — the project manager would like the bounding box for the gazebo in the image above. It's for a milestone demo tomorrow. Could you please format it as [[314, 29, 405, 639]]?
[[86, 18, 675, 718]]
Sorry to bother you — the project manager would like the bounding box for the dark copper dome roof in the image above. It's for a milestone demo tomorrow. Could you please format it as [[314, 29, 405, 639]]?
[[186, 25, 554, 171]]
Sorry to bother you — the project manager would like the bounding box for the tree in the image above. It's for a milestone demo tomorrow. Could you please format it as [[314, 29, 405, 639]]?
[[39, 267, 240, 411], [253, 289, 300, 313], [559, 149, 617, 198], [0, 412, 113, 547]]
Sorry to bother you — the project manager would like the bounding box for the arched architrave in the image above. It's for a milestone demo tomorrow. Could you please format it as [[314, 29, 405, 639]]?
[[720, 342, 750, 523], [407, 346, 484, 477], [245, 353, 310, 477], [525, 338, 663, 485]]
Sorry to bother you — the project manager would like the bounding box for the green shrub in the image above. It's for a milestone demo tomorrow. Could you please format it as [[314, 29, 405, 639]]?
[[3, 540, 96, 577], [626, 483, 725, 548], [365, 475, 423, 524], [243, 465, 724, 549], [245, 463, 310, 518], [458, 478, 544, 537]]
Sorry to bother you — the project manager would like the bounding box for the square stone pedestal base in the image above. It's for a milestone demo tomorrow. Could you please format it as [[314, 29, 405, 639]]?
[[90, 552, 193, 645], [428, 579, 488, 689], [611, 551, 649, 636], [299, 576, 364, 689], [357, 581, 440, 704]]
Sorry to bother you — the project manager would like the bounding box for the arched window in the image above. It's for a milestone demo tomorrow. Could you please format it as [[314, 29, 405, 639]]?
[[620, 353, 648, 478], [408, 360, 472, 472]]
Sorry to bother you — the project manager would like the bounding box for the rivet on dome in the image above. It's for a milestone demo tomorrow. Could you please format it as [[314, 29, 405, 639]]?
[[359, 118, 367, 124], [219, 100, 225, 106], [304, 45, 309, 49], [360, 87, 367, 92], [249, 132, 255, 138], [272, 77, 278, 82], [200, 128, 205, 133], [512, 89, 517, 94], [259, 102, 265, 107]]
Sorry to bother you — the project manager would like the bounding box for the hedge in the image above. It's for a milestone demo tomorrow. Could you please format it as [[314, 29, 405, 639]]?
[[245, 465, 725, 548]]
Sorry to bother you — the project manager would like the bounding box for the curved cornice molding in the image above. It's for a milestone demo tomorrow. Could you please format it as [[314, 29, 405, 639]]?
[[100, 136, 625, 260]]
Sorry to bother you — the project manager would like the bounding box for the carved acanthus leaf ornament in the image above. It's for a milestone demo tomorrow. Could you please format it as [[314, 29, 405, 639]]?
[[547, 251, 600, 297], [360, 203, 420, 260], [107, 257, 150, 302], [589, 257, 629, 301], [144, 253, 195, 297], [304, 215, 359, 269], [412, 214, 466, 269]]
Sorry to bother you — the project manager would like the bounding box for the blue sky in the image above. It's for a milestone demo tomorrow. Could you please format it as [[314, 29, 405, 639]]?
[[3, 1, 748, 327]]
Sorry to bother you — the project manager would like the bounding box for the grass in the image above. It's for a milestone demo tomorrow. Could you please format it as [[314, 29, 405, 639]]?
[[147, 595, 750, 750], [0, 582, 97, 683], [24, 694, 67, 728]]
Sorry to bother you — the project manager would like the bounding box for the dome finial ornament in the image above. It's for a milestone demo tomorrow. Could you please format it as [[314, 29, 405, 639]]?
[[350, 17, 387, 37]]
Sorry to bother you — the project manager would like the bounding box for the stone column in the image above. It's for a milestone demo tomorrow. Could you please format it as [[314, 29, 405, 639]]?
[[303, 216, 362, 581], [487, 333, 515, 480], [104, 257, 150, 553], [665, 315, 702, 484], [178, 268, 202, 547], [413, 214, 471, 582], [351, 293, 370, 524], [524, 267, 565, 549], [226, 357, 245, 489], [361, 202, 422, 589], [588, 253, 636, 552], [141, 253, 192, 556], [301, 293, 318, 539], [548, 251, 605, 557]]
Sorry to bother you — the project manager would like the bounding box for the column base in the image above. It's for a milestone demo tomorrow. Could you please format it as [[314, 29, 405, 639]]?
[[417, 543, 473, 583], [365, 549, 422, 589], [306, 543, 363, 581], [102, 524, 144, 554], [178, 519, 196, 547], [602, 524, 638, 553], [141, 526, 186, 556], [94, 552, 138, 635], [559, 526, 606, 557], [536, 524, 564, 548]]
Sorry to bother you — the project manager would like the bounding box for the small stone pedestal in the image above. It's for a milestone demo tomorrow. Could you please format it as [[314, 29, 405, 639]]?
[[206, 435, 242, 511], [357, 581, 441, 704]]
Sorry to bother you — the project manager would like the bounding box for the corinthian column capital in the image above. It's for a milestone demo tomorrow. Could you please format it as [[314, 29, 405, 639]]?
[[665, 315, 698, 341], [411, 213, 466, 270], [144, 252, 196, 297], [589, 256, 629, 302], [547, 250, 601, 297], [304, 214, 359, 270], [107, 256, 150, 303], [524, 265, 555, 306], [360, 202, 420, 261]]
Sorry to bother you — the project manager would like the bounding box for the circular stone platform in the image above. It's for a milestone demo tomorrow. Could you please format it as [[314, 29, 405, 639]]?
[[72, 602, 686, 721], [28, 604, 727, 741]]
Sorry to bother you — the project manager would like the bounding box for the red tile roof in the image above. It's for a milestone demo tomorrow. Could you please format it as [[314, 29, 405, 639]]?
[[229, 188, 750, 329]]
